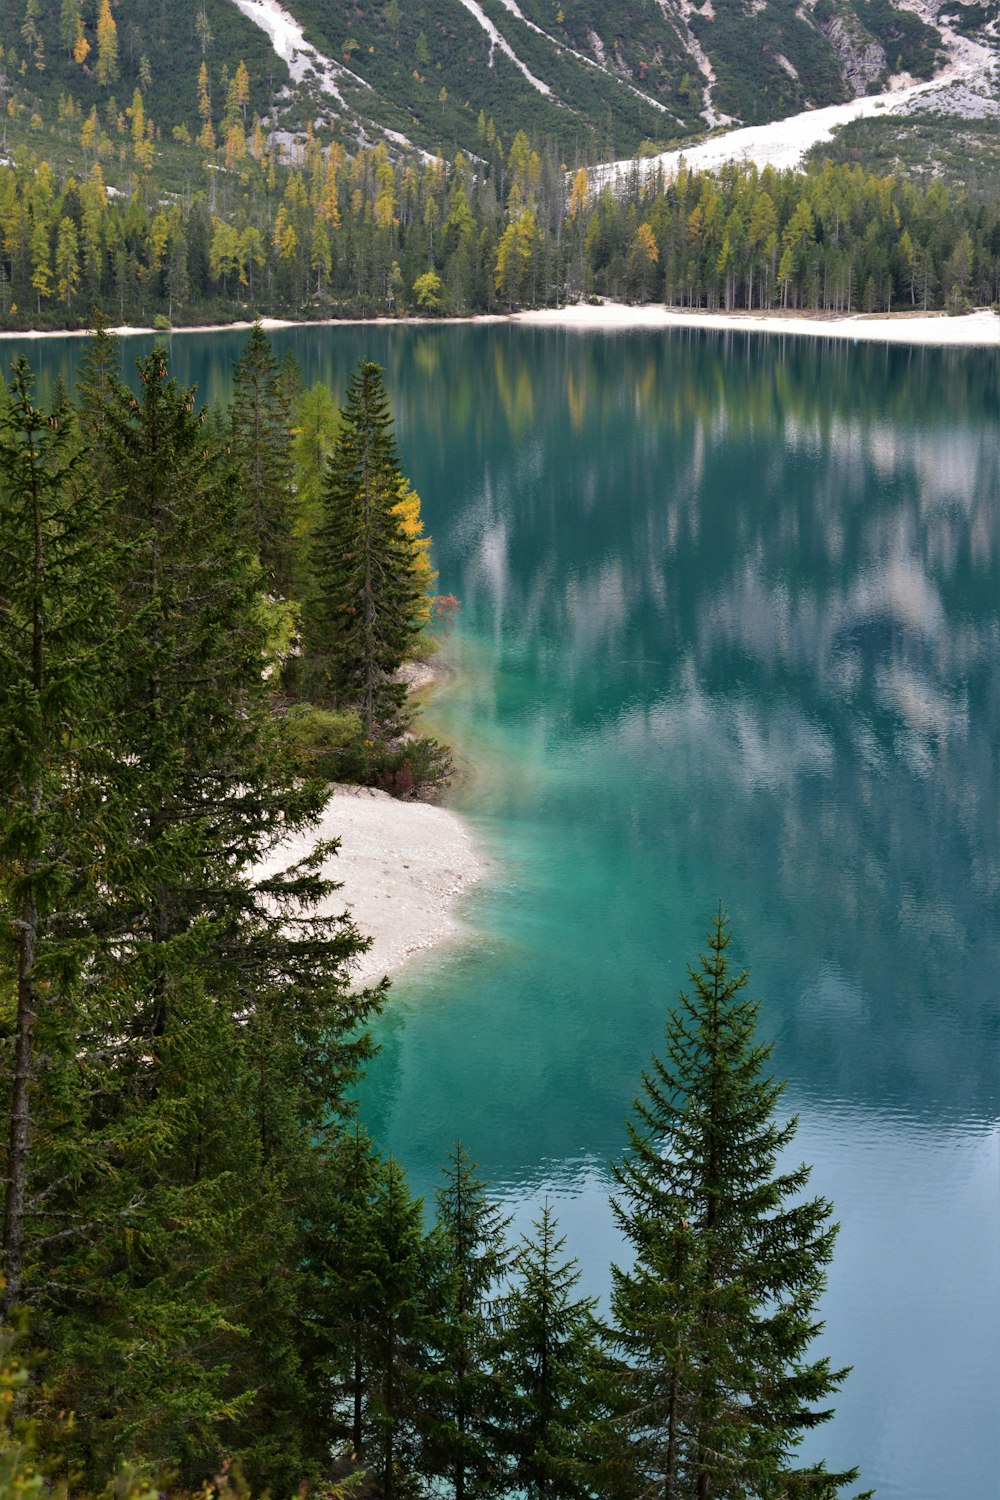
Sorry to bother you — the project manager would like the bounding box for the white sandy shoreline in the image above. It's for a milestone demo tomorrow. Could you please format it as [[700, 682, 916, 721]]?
[[512, 303, 1000, 346], [2, 303, 998, 347], [267, 784, 486, 991]]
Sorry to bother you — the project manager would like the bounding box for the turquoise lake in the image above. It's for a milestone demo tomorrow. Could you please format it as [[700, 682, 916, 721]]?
[[11, 323, 1000, 1500]]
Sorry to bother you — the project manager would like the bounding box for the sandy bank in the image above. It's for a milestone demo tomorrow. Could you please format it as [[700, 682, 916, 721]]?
[[508, 303, 1000, 346], [2, 304, 998, 348], [271, 784, 486, 991], [0, 316, 300, 341]]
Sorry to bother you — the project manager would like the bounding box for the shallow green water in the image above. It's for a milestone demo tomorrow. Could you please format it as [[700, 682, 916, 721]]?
[[11, 324, 1000, 1500]]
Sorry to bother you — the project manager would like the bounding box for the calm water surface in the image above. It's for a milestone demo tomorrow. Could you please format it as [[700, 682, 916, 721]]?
[[12, 324, 1000, 1500]]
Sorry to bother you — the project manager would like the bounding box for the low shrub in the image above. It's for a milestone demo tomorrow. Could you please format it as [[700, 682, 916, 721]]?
[[282, 702, 364, 773], [338, 734, 453, 796]]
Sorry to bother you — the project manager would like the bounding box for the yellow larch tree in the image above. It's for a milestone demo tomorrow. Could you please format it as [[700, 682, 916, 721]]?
[[568, 167, 589, 220], [392, 478, 436, 622], [373, 143, 396, 232], [319, 146, 343, 228], [54, 215, 79, 305], [80, 105, 99, 155]]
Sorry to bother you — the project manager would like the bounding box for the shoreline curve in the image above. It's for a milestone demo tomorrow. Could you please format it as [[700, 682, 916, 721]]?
[[0, 302, 997, 348], [307, 784, 486, 991]]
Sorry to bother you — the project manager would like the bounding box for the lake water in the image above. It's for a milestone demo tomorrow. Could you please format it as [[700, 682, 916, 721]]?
[[10, 324, 1000, 1500]]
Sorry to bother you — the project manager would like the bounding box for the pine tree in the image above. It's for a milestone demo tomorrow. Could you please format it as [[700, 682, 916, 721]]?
[[28, 335, 379, 1489], [501, 1205, 609, 1499], [357, 1156, 429, 1499], [95, 0, 117, 88], [419, 1143, 511, 1499], [610, 908, 868, 1500], [0, 360, 121, 1315], [228, 320, 296, 594], [305, 360, 420, 735]]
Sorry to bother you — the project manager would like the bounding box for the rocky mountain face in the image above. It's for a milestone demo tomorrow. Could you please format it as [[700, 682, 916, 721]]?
[[819, 7, 889, 95]]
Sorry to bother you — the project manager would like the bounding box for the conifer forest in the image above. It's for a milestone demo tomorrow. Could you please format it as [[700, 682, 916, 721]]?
[[0, 128, 999, 325], [0, 321, 871, 1498]]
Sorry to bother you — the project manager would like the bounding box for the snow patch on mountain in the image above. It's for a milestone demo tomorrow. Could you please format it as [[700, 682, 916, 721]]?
[[495, 0, 674, 114], [592, 23, 996, 184], [229, 0, 372, 107], [453, 0, 553, 95]]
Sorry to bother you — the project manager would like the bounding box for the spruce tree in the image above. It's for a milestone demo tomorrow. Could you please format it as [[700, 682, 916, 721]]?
[[0, 359, 121, 1315], [501, 1204, 610, 1500], [319, 1124, 388, 1466], [356, 1156, 430, 1500], [27, 335, 379, 1490], [610, 908, 867, 1500], [420, 1143, 511, 1499], [228, 320, 297, 594], [305, 360, 420, 735]]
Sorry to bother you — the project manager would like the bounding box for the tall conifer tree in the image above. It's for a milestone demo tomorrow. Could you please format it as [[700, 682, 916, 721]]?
[[419, 1143, 511, 1499], [501, 1205, 609, 1500], [357, 1156, 429, 1499], [610, 909, 867, 1500], [228, 320, 297, 594], [305, 361, 419, 735], [0, 360, 120, 1315], [318, 1124, 387, 1465]]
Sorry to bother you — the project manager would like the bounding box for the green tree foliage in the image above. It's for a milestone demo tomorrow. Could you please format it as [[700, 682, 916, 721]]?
[[318, 1124, 388, 1465], [0, 361, 120, 1316], [228, 320, 297, 593], [420, 1144, 512, 1499], [0, 335, 379, 1493], [501, 1204, 610, 1499], [304, 360, 420, 736], [609, 909, 867, 1500], [357, 1156, 430, 1499]]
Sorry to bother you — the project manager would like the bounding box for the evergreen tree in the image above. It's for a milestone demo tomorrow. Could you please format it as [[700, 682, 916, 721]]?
[[420, 1143, 511, 1499], [357, 1156, 430, 1499], [28, 335, 378, 1490], [501, 1204, 609, 1500], [0, 360, 120, 1315], [319, 1124, 388, 1465], [228, 320, 297, 594], [610, 908, 867, 1500], [305, 361, 420, 735]]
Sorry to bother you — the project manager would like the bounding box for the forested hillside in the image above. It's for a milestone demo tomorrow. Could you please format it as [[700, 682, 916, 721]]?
[[0, 120, 998, 330], [0, 2, 992, 334], [0, 0, 985, 163]]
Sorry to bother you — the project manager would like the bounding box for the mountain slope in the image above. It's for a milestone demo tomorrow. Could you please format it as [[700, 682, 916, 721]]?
[[0, 0, 994, 164], [239, 0, 994, 156]]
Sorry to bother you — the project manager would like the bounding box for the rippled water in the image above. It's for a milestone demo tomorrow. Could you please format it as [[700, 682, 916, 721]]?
[[14, 324, 1000, 1500]]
